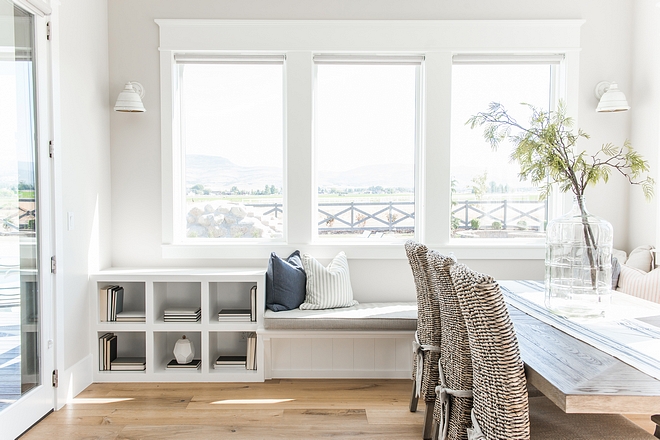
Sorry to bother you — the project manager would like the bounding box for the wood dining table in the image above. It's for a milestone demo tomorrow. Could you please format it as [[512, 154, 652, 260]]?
[[500, 280, 660, 417]]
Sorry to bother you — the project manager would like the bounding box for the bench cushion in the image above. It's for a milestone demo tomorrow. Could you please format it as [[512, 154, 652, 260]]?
[[263, 302, 417, 331]]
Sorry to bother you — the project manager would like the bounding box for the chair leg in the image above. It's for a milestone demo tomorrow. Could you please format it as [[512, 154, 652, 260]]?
[[430, 420, 440, 440], [423, 400, 434, 439], [652, 414, 660, 438], [409, 379, 419, 412]]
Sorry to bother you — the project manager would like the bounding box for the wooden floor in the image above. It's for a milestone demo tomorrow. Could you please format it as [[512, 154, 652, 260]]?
[[18, 379, 657, 440], [20, 379, 426, 439]]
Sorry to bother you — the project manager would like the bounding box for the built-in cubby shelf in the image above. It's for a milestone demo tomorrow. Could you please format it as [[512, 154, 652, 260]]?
[[90, 268, 265, 382]]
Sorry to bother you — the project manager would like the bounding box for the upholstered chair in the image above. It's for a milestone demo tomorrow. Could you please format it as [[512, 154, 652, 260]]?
[[448, 263, 657, 440], [405, 240, 442, 439]]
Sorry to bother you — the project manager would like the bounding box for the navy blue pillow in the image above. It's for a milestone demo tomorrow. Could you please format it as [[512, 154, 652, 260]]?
[[266, 251, 306, 311]]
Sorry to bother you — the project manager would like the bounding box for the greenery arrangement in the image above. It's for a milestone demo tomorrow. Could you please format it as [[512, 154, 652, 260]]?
[[467, 101, 654, 287], [467, 102, 654, 202]]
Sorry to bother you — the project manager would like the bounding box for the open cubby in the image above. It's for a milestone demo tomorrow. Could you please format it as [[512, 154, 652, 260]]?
[[208, 281, 256, 324], [153, 331, 202, 373], [153, 281, 202, 324], [97, 331, 146, 372], [96, 281, 146, 323]]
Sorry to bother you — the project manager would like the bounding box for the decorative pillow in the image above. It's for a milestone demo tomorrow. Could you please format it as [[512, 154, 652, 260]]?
[[626, 245, 655, 272], [265, 251, 307, 312], [451, 263, 529, 440], [300, 252, 358, 310], [616, 265, 660, 303], [612, 248, 627, 265]]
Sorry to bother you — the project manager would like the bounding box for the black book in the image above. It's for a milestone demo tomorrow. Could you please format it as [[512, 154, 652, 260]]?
[[167, 359, 201, 369], [250, 285, 257, 322], [215, 355, 247, 365]]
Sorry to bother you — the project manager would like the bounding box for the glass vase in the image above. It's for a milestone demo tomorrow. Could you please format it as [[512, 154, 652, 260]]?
[[545, 196, 613, 318]]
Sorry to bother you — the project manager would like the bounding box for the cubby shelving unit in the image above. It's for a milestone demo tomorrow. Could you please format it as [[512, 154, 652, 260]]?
[[91, 268, 265, 382]]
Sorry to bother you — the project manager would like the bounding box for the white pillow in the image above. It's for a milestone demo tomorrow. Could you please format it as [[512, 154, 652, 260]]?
[[300, 252, 358, 310], [616, 265, 660, 304], [626, 245, 655, 272]]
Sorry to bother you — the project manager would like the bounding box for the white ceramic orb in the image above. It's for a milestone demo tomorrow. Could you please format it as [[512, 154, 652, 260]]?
[[173, 335, 195, 364]]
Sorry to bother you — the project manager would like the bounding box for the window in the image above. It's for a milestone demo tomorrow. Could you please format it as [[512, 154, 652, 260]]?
[[314, 57, 420, 240], [450, 58, 560, 239], [176, 56, 284, 240], [158, 20, 582, 258]]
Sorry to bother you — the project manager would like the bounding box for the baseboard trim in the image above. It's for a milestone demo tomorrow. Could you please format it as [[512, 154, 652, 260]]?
[[55, 354, 93, 410]]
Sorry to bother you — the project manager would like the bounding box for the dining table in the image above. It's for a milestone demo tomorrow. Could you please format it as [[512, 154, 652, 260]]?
[[500, 280, 660, 420]]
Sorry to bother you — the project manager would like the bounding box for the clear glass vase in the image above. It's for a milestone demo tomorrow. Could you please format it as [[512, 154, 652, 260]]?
[[545, 196, 613, 318]]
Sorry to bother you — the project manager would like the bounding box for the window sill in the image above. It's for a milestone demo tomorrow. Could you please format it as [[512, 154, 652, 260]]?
[[162, 240, 545, 260]]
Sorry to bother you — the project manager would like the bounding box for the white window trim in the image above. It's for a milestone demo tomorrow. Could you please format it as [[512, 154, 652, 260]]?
[[311, 56, 423, 241], [156, 19, 584, 260]]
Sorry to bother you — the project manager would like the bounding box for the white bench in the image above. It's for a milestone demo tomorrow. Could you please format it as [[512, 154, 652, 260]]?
[[260, 302, 417, 379]]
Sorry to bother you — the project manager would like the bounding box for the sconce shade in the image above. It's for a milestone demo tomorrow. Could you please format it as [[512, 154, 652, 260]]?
[[594, 81, 630, 112], [114, 82, 146, 112]]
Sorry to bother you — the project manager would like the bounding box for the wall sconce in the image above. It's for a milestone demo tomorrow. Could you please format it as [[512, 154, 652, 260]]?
[[594, 81, 630, 112], [114, 82, 146, 112]]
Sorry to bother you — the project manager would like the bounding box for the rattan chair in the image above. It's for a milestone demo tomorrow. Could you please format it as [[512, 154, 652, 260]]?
[[442, 263, 657, 440], [405, 240, 442, 439], [428, 251, 473, 440]]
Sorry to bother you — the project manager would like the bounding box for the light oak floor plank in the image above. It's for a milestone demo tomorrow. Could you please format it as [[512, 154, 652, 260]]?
[[19, 379, 654, 439]]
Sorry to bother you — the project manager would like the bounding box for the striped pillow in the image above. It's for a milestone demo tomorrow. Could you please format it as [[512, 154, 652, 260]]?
[[300, 252, 358, 310], [616, 265, 660, 303]]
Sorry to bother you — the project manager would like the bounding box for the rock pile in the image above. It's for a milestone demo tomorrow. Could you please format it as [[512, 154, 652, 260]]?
[[186, 203, 283, 239]]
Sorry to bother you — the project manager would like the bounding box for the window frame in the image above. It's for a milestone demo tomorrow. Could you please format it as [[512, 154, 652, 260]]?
[[156, 19, 584, 260], [448, 55, 566, 244], [311, 56, 423, 242], [173, 55, 286, 243]]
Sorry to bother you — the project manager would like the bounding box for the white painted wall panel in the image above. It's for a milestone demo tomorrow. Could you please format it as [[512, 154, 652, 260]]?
[[271, 338, 291, 371], [311, 338, 333, 370], [374, 338, 397, 371], [396, 338, 413, 371], [332, 339, 354, 370], [353, 338, 375, 371], [290, 338, 312, 370]]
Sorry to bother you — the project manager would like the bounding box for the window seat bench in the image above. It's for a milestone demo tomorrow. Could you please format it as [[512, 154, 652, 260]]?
[[260, 302, 417, 379]]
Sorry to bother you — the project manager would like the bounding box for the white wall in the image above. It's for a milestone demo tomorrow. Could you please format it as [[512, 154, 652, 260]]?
[[58, 0, 111, 370], [107, 0, 641, 299], [630, 0, 660, 250]]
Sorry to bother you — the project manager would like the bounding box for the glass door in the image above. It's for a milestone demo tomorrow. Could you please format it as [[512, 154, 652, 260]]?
[[0, 1, 54, 436]]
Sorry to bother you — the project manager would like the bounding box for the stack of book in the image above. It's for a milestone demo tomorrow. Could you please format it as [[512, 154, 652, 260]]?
[[111, 357, 146, 371], [164, 307, 201, 322], [214, 355, 247, 369], [217, 308, 251, 322], [100, 285, 124, 322], [166, 359, 201, 370], [116, 310, 146, 322], [250, 285, 257, 322], [246, 332, 257, 370], [98, 333, 117, 371], [213, 333, 257, 370]]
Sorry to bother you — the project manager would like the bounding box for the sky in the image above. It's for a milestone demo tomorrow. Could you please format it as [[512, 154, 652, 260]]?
[[181, 63, 284, 168], [180, 60, 553, 192], [451, 63, 552, 192], [181, 62, 416, 175]]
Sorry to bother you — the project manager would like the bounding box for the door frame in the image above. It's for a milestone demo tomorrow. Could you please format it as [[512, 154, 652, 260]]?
[[0, 0, 59, 438]]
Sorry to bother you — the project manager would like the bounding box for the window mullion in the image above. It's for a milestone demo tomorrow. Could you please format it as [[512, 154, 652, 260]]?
[[285, 51, 314, 245], [423, 52, 453, 246]]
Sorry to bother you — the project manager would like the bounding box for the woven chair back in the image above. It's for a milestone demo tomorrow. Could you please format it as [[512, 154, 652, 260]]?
[[429, 251, 473, 440], [405, 240, 442, 401], [451, 263, 529, 440]]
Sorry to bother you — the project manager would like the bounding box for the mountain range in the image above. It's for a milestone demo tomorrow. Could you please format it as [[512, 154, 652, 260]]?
[[186, 154, 414, 190]]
